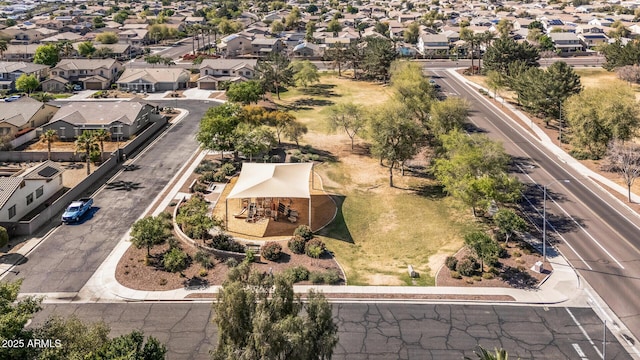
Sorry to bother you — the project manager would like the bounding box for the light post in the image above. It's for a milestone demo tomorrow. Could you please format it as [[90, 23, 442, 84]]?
[[558, 99, 563, 144], [543, 179, 570, 263]]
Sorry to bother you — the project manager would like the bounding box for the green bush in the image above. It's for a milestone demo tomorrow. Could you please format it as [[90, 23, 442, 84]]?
[[290, 156, 300, 163], [287, 235, 306, 254], [192, 182, 207, 193], [512, 250, 522, 258], [450, 271, 462, 279], [195, 160, 218, 174], [309, 271, 324, 284], [245, 249, 255, 263], [305, 238, 325, 258], [261, 241, 283, 261], [163, 248, 188, 273], [482, 272, 495, 280], [194, 250, 214, 269], [220, 163, 236, 176], [199, 268, 208, 277], [282, 266, 309, 283], [198, 171, 216, 183], [294, 225, 314, 241], [213, 170, 227, 182], [445, 256, 458, 270], [0, 226, 8, 248], [225, 257, 239, 268], [322, 269, 341, 284], [210, 233, 245, 253], [457, 256, 479, 277]]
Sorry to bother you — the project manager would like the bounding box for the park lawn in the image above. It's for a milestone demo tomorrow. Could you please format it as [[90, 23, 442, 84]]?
[[315, 161, 479, 286], [277, 75, 393, 134]]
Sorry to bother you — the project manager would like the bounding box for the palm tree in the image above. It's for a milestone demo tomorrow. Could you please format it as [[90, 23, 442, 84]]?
[[93, 129, 111, 162], [57, 40, 74, 58], [464, 346, 511, 360], [75, 131, 98, 175], [40, 129, 58, 160], [0, 39, 7, 60]]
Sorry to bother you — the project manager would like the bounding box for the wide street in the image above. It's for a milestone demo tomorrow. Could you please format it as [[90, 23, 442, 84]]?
[[29, 302, 628, 360], [430, 69, 640, 344], [3, 100, 214, 294]]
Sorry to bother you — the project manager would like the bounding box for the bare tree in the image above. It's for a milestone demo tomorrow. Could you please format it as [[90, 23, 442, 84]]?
[[606, 140, 640, 202], [616, 65, 640, 85]]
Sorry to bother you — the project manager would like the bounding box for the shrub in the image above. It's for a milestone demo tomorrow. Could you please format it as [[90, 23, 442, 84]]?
[[445, 256, 458, 270], [305, 238, 325, 258], [323, 269, 341, 284], [450, 271, 462, 279], [261, 242, 283, 261], [220, 162, 236, 176], [213, 170, 227, 182], [472, 275, 482, 282], [245, 249, 255, 263], [194, 250, 214, 269], [512, 250, 522, 258], [167, 236, 179, 249], [192, 182, 207, 193], [225, 257, 239, 268], [0, 226, 8, 248], [457, 256, 479, 277], [210, 233, 245, 253], [482, 272, 495, 280], [199, 268, 208, 277], [290, 156, 300, 163], [309, 271, 324, 284], [288, 235, 307, 254], [198, 171, 216, 183], [294, 225, 314, 241], [283, 266, 309, 283], [159, 278, 167, 286], [163, 248, 188, 273], [195, 160, 218, 174]]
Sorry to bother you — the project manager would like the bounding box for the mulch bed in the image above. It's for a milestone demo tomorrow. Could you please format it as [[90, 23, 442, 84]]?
[[436, 243, 549, 289]]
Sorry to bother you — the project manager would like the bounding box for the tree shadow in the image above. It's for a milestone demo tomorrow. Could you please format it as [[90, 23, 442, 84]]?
[[105, 180, 144, 191], [316, 195, 353, 243], [413, 183, 447, 199], [462, 122, 488, 134], [300, 83, 338, 97], [500, 266, 538, 289], [0, 253, 28, 266], [510, 156, 537, 174], [291, 97, 335, 110]]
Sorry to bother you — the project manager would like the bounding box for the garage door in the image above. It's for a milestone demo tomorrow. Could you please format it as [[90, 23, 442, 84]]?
[[199, 82, 217, 90], [84, 82, 103, 90]]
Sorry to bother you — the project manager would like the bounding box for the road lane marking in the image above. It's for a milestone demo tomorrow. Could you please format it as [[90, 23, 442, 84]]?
[[566, 308, 604, 359], [513, 162, 624, 269], [572, 343, 588, 359]]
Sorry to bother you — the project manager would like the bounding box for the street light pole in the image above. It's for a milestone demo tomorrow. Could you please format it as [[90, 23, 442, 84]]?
[[543, 179, 570, 263], [558, 100, 563, 144]]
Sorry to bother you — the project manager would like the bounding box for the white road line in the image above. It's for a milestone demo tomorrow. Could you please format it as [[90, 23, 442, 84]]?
[[566, 308, 604, 359], [572, 343, 589, 359]]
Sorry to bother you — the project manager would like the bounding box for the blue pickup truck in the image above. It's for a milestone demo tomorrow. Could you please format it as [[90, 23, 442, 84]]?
[[61, 198, 93, 223]]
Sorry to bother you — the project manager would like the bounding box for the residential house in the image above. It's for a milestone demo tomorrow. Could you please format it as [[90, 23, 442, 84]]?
[[42, 58, 122, 92], [291, 42, 323, 59], [549, 32, 584, 53], [218, 33, 253, 57], [42, 100, 163, 140], [0, 61, 49, 91], [251, 37, 284, 57], [0, 97, 58, 137], [417, 33, 450, 55], [0, 28, 49, 44], [118, 29, 148, 46], [116, 67, 189, 92], [40, 31, 83, 43], [197, 58, 257, 90], [576, 25, 609, 49], [3, 44, 40, 61], [0, 161, 65, 222]]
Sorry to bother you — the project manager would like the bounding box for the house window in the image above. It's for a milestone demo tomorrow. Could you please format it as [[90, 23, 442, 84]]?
[[60, 71, 65, 76], [223, 70, 229, 74], [59, 127, 66, 139], [8, 205, 16, 219], [26, 193, 33, 206], [36, 186, 44, 199]]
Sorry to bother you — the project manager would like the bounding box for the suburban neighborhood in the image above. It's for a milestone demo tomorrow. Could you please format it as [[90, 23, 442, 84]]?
[[2, 0, 640, 359]]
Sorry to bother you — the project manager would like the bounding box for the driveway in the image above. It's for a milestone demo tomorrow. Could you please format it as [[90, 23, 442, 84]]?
[[66, 90, 98, 100], [183, 88, 222, 100]]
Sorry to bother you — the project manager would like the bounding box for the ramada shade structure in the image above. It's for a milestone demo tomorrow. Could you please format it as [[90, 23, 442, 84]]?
[[225, 162, 314, 230]]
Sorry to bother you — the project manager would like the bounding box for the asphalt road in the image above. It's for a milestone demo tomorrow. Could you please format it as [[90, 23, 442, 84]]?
[[29, 303, 626, 360], [430, 69, 640, 343], [5, 100, 216, 293]]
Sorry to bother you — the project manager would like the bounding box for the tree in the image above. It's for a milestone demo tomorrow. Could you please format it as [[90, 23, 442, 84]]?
[[93, 16, 105, 28], [608, 19, 630, 39], [389, 61, 436, 126], [15, 73, 39, 96], [292, 60, 320, 88], [428, 98, 469, 138], [0, 39, 7, 60], [211, 263, 338, 360], [465, 346, 510, 360], [91, 330, 166, 359], [270, 20, 285, 34], [493, 209, 527, 245], [40, 129, 58, 160], [266, 110, 296, 145], [78, 41, 96, 57], [606, 140, 640, 202], [34, 44, 60, 66], [616, 64, 640, 84], [226, 80, 263, 105], [483, 36, 539, 75], [485, 70, 506, 101], [95, 31, 118, 44], [464, 231, 501, 272], [433, 130, 521, 216], [196, 103, 242, 159], [93, 129, 111, 162], [113, 10, 129, 24], [284, 6, 301, 30], [496, 19, 514, 38], [305, 21, 316, 42], [600, 40, 640, 71], [34, 315, 110, 360], [0, 226, 8, 248], [362, 36, 397, 82], [327, 19, 343, 36], [403, 22, 420, 44], [369, 101, 424, 187], [0, 279, 42, 360], [176, 194, 217, 240], [144, 54, 164, 66], [565, 85, 640, 158], [460, 29, 480, 74], [74, 131, 98, 175], [284, 121, 308, 148], [328, 102, 365, 150], [233, 123, 276, 161], [130, 216, 170, 257], [324, 44, 349, 77], [57, 40, 74, 58], [255, 53, 294, 100], [374, 21, 390, 37]]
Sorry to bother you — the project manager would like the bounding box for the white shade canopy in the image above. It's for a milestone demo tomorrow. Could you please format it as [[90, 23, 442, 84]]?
[[227, 163, 313, 199]]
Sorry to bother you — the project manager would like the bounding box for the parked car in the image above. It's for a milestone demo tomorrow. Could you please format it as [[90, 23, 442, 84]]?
[[73, 84, 82, 91], [61, 198, 93, 223], [4, 95, 21, 102]]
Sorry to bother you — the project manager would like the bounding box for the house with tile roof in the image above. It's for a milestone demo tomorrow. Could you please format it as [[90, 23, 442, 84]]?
[[0, 61, 49, 91], [116, 67, 189, 93], [42, 100, 163, 140], [0, 97, 58, 138], [197, 59, 257, 90], [0, 161, 64, 222], [43, 58, 122, 92]]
